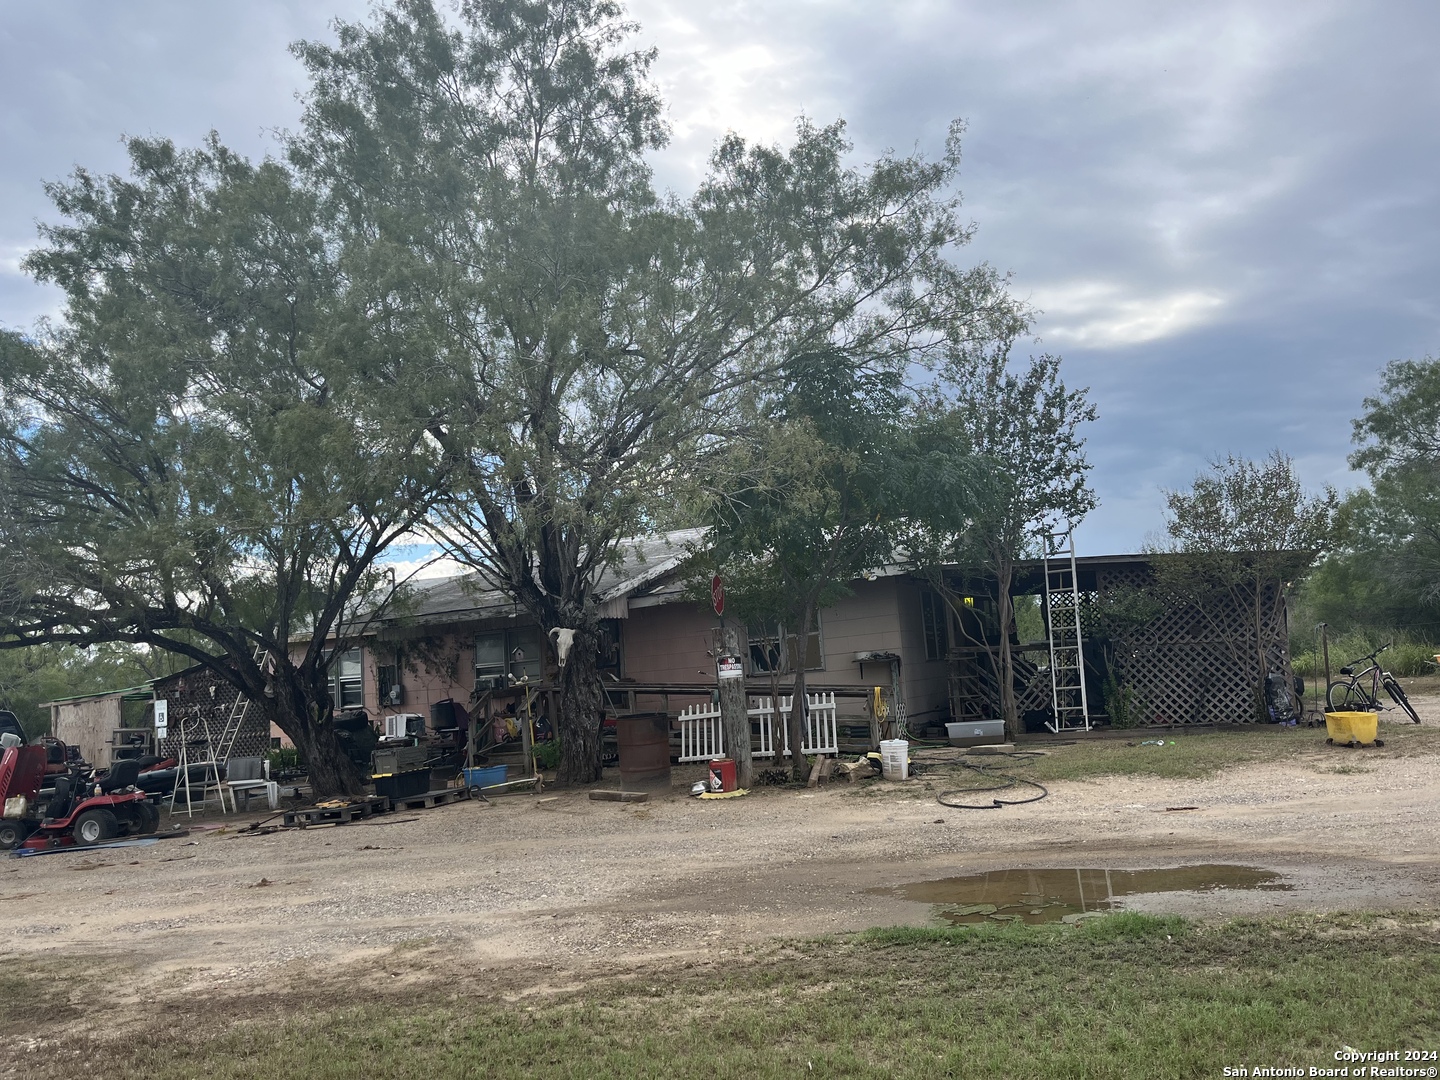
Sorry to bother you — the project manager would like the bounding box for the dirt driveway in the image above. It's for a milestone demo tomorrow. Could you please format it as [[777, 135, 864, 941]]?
[[4, 715, 1439, 996]]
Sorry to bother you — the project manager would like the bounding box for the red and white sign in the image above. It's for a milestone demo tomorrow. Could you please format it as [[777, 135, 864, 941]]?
[[711, 574, 725, 616], [717, 656, 744, 681]]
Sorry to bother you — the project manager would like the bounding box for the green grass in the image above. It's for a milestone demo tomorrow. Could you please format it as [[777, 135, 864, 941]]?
[[892, 724, 1440, 801], [1293, 630, 1439, 678], [3, 913, 1438, 1079]]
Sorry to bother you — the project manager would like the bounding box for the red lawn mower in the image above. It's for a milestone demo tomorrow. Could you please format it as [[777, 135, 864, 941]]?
[[1, 728, 160, 851]]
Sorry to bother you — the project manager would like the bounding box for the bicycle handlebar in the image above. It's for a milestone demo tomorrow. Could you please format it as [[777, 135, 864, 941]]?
[[1343, 642, 1391, 668]]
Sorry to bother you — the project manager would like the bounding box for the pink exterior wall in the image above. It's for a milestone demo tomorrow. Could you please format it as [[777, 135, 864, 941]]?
[[619, 600, 718, 684], [365, 640, 478, 728], [273, 573, 954, 736]]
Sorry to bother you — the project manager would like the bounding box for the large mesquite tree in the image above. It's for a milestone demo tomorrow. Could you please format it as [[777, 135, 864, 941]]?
[[290, 0, 1028, 783], [0, 140, 442, 796]]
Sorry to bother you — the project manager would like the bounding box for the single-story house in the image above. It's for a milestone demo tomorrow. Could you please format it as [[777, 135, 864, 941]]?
[[329, 530, 956, 747]]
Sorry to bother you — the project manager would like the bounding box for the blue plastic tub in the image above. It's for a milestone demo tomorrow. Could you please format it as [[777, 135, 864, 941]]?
[[463, 765, 508, 789]]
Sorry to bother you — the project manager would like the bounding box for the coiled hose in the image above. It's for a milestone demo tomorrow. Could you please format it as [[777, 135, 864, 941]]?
[[935, 750, 1049, 810]]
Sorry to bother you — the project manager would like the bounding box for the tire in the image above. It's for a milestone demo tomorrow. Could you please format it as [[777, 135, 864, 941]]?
[[137, 800, 160, 835], [1327, 681, 1371, 711], [1382, 677, 1421, 723], [72, 808, 118, 846], [0, 820, 29, 850]]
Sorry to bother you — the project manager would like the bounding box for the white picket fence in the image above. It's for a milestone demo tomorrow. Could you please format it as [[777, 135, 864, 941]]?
[[675, 692, 839, 762]]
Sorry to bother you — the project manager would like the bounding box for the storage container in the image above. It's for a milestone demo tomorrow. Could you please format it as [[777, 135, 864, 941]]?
[[708, 757, 737, 792], [374, 768, 432, 800], [372, 745, 428, 776], [1324, 710, 1379, 746], [879, 739, 909, 780], [462, 765, 509, 789], [946, 720, 1006, 747]]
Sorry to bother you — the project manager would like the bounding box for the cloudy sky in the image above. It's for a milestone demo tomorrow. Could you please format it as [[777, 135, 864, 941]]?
[[3, 1, 1436, 557]]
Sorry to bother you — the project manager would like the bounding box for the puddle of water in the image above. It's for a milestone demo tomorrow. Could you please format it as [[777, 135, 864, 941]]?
[[876, 865, 1292, 925]]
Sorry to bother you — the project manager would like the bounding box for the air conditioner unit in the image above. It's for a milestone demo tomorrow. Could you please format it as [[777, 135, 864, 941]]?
[[385, 683, 404, 706], [384, 713, 424, 739]]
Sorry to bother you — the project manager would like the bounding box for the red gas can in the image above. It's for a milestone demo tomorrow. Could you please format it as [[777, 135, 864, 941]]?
[[708, 758, 737, 793]]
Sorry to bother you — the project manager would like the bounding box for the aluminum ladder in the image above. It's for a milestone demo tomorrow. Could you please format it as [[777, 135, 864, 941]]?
[[1043, 529, 1091, 732], [215, 644, 268, 762]]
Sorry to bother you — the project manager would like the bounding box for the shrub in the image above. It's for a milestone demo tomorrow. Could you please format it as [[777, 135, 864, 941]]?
[[1292, 630, 1438, 679]]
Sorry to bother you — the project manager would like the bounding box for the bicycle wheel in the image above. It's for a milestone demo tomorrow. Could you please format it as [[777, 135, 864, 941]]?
[[1327, 681, 1371, 711], [1383, 676, 1421, 724]]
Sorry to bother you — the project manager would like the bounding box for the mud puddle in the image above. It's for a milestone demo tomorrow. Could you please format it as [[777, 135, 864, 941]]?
[[877, 864, 1292, 925]]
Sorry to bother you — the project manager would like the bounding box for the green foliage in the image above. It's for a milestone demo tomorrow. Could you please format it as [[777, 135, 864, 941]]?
[[532, 739, 561, 771], [902, 351, 1098, 733], [266, 747, 303, 774], [1154, 451, 1338, 720], [0, 131, 442, 796], [0, 644, 170, 739], [1290, 630, 1438, 679], [1100, 668, 1142, 728], [1349, 356, 1440, 608], [286, 2, 1029, 781]]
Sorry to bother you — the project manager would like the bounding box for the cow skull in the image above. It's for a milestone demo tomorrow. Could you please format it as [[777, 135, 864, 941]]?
[[549, 627, 577, 669]]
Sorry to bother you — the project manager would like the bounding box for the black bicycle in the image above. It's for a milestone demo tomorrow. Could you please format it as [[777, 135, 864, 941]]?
[[1326, 642, 1421, 723]]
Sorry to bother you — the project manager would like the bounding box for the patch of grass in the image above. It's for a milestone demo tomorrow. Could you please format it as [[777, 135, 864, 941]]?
[[4, 913, 1439, 1079], [1022, 728, 1316, 782]]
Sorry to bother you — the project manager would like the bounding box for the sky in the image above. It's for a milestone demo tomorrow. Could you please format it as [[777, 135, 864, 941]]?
[[3, 1, 1437, 560]]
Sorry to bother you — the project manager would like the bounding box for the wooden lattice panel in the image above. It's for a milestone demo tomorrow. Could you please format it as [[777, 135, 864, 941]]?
[[1096, 570, 1288, 725], [155, 667, 271, 761]]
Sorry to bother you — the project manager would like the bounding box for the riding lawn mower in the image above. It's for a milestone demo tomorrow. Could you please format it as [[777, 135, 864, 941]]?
[[0, 720, 160, 851]]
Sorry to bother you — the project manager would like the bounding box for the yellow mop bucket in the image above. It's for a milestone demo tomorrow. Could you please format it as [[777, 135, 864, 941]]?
[[1324, 711, 1379, 747]]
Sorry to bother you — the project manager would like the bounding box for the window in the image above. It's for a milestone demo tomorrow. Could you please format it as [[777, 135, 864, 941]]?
[[475, 629, 543, 688], [747, 620, 823, 674], [329, 648, 364, 709], [921, 592, 949, 661]]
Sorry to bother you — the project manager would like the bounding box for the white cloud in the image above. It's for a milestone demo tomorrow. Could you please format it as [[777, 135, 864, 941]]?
[[1032, 282, 1227, 348], [381, 550, 468, 582]]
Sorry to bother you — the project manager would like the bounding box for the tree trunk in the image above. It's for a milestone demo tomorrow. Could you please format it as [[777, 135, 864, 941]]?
[[788, 604, 814, 782], [267, 690, 366, 799], [713, 624, 753, 788], [996, 560, 1019, 740], [556, 625, 604, 785]]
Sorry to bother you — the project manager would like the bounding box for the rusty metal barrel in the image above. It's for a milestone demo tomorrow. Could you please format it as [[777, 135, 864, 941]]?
[[614, 713, 672, 786]]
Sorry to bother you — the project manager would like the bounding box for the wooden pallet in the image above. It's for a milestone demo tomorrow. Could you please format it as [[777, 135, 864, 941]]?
[[389, 787, 470, 811], [281, 796, 391, 828]]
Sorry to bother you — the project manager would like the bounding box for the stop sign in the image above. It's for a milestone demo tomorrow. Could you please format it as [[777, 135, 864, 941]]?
[[711, 574, 725, 616]]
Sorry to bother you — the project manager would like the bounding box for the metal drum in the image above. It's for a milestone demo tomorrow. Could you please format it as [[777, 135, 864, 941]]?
[[614, 713, 671, 786]]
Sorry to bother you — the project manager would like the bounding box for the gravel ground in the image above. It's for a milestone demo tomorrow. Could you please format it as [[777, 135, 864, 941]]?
[[5, 709, 1440, 999]]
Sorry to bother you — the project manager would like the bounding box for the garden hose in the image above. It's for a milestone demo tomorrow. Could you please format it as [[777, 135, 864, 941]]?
[[936, 751, 1049, 810]]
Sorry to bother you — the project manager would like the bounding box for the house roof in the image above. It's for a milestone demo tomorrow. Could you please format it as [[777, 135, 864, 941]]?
[[40, 682, 157, 708], [374, 528, 707, 629]]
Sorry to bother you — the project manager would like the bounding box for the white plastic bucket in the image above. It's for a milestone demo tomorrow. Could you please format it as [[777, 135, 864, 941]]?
[[879, 738, 909, 781]]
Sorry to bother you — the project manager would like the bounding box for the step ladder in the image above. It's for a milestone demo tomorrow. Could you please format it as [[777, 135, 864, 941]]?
[[168, 711, 231, 816], [1043, 529, 1091, 732]]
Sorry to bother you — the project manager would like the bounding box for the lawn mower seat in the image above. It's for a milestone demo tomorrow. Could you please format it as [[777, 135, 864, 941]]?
[[45, 775, 74, 822], [99, 759, 141, 793]]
